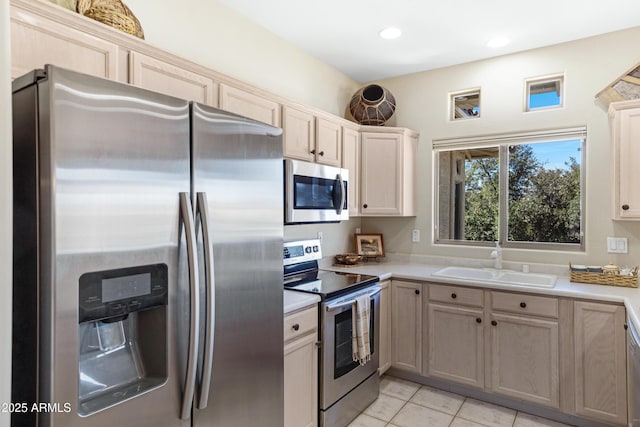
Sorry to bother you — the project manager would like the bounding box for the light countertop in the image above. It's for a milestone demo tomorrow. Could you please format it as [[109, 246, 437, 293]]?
[[320, 258, 640, 329], [284, 290, 320, 314]]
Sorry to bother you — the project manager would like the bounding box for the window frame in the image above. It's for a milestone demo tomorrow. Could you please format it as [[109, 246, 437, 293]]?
[[524, 74, 564, 112], [433, 127, 586, 251], [449, 88, 481, 121]]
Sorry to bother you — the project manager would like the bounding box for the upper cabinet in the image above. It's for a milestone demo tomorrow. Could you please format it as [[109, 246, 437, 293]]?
[[609, 99, 640, 219], [129, 52, 217, 106], [219, 83, 281, 127], [360, 127, 418, 216], [282, 107, 343, 167], [283, 106, 316, 162], [342, 125, 361, 217], [11, 3, 119, 80]]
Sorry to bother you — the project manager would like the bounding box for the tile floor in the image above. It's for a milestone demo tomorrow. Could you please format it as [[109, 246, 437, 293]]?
[[348, 376, 574, 427]]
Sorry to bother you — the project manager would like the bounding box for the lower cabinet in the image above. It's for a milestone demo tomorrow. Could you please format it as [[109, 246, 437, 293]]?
[[391, 280, 422, 373], [573, 301, 627, 425], [284, 305, 318, 427], [378, 280, 392, 375], [390, 281, 628, 426]]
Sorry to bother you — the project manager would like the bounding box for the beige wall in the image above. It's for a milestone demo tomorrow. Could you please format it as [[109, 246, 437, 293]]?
[[363, 26, 640, 267], [1, 0, 12, 423], [124, 0, 360, 117]]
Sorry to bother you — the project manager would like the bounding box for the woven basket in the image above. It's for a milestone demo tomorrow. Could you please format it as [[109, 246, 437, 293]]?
[[77, 0, 144, 39], [569, 264, 638, 288]]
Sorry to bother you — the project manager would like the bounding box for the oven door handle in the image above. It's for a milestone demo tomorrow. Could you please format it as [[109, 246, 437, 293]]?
[[325, 286, 381, 312]]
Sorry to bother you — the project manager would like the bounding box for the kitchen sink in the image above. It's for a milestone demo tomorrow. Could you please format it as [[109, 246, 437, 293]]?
[[432, 266, 557, 288]]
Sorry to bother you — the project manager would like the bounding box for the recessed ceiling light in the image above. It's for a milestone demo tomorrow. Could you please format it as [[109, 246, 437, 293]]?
[[487, 36, 510, 48], [379, 27, 402, 40]]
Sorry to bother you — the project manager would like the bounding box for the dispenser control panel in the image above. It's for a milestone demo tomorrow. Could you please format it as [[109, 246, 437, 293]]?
[[79, 263, 168, 323]]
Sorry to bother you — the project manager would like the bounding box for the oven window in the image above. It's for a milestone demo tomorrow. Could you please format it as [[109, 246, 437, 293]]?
[[293, 175, 347, 210], [333, 300, 375, 379]]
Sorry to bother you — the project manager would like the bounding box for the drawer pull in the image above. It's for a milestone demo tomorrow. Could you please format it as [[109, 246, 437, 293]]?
[[491, 320, 498, 326], [415, 289, 420, 295], [476, 318, 482, 324], [292, 323, 300, 331], [520, 302, 527, 308], [451, 293, 457, 299], [363, 203, 368, 209], [622, 204, 630, 211]]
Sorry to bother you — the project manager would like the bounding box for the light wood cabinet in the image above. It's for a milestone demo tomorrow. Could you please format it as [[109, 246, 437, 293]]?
[[391, 280, 422, 373], [284, 305, 318, 427], [427, 302, 484, 388], [129, 52, 217, 105], [219, 83, 281, 126], [609, 99, 640, 219], [360, 127, 418, 216], [315, 117, 342, 167], [378, 280, 391, 375], [573, 301, 627, 425], [283, 106, 315, 162], [488, 312, 559, 408], [342, 126, 361, 217], [11, 3, 119, 80]]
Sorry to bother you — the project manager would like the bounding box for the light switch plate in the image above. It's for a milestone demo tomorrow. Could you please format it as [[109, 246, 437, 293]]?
[[412, 229, 420, 242], [607, 237, 628, 254]]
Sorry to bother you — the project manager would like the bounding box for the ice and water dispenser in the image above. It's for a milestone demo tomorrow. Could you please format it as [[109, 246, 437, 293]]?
[[77, 264, 168, 416]]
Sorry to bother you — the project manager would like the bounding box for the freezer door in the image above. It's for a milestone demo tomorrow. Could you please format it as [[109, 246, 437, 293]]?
[[12, 65, 191, 427], [191, 102, 284, 427]]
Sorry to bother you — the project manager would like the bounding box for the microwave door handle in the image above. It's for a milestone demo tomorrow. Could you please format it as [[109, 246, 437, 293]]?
[[179, 192, 200, 420], [335, 173, 345, 214], [196, 192, 215, 409]]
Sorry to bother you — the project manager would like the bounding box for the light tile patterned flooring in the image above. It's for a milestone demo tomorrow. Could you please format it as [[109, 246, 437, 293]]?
[[348, 376, 574, 427]]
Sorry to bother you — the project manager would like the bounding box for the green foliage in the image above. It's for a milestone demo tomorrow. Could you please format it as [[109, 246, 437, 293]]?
[[463, 144, 581, 244]]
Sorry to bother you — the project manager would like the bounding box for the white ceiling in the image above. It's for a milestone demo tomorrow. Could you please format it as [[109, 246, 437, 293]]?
[[219, 0, 640, 83]]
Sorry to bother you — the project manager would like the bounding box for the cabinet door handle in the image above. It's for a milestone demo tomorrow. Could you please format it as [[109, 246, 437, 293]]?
[[451, 293, 457, 299], [622, 204, 630, 211], [491, 320, 498, 326], [292, 323, 300, 331], [520, 302, 527, 308], [310, 149, 316, 155], [414, 289, 420, 295], [624, 323, 629, 330], [476, 318, 482, 324], [363, 203, 368, 209], [319, 151, 325, 156]]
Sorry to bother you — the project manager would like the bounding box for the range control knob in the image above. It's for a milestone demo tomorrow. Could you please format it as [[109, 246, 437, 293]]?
[[305, 246, 312, 254]]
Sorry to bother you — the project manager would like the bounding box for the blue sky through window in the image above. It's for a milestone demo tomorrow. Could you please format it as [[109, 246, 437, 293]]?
[[528, 139, 581, 170]]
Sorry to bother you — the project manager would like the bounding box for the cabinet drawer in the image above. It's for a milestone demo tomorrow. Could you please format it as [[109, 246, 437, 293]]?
[[491, 291, 558, 318], [284, 306, 318, 342], [429, 284, 483, 307]]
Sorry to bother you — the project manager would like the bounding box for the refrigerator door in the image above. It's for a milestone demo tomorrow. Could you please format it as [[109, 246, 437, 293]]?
[[12, 65, 191, 427], [191, 102, 284, 427]]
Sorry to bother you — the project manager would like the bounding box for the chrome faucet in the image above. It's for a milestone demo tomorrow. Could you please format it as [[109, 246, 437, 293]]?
[[490, 241, 502, 270]]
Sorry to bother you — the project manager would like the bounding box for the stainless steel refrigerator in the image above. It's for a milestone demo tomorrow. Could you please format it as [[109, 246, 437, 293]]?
[[11, 65, 284, 427]]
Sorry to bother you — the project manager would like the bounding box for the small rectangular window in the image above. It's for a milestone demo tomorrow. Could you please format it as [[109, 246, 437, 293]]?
[[525, 75, 563, 111], [450, 88, 480, 120]]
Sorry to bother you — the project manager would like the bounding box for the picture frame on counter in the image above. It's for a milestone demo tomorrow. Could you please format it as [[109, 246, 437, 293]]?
[[355, 233, 384, 257]]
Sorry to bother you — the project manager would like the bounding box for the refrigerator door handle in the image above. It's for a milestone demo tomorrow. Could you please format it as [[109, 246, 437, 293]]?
[[196, 192, 215, 409], [179, 192, 200, 420]]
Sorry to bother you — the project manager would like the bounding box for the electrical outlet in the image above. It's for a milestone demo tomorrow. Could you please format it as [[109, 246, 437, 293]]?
[[355, 227, 361, 234], [412, 229, 420, 242], [607, 237, 628, 254]]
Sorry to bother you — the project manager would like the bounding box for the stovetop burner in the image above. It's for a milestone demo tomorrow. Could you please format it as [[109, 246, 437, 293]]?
[[284, 269, 379, 300], [283, 238, 379, 300]]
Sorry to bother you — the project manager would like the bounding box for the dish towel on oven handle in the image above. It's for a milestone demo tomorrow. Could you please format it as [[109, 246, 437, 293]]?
[[352, 294, 371, 366]]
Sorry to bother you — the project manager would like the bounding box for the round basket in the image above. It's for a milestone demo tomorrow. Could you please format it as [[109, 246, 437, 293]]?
[[77, 0, 144, 39], [334, 253, 363, 265]]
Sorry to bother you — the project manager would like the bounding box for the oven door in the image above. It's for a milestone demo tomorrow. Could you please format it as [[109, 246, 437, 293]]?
[[320, 285, 380, 410], [285, 159, 348, 224]]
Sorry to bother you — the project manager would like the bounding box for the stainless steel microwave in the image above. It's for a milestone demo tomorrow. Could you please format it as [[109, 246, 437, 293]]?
[[284, 159, 349, 224]]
